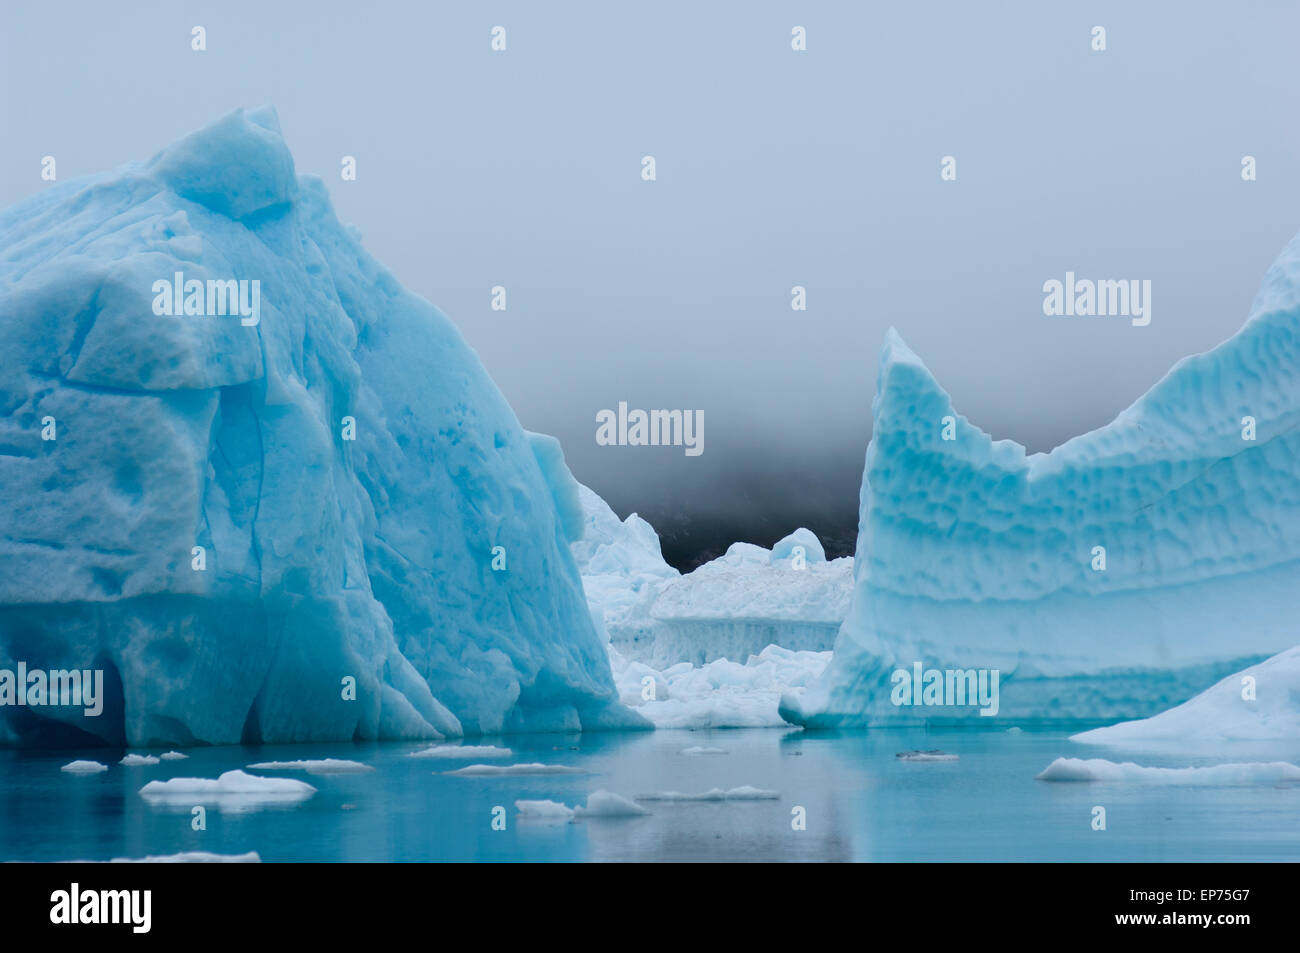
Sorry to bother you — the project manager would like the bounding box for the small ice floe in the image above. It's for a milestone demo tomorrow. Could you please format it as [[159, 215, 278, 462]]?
[[139, 770, 315, 810], [681, 746, 728, 755], [64, 852, 262, 863], [896, 750, 959, 762], [159, 751, 188, 760], [578, 790, 650, 817], [61, 760, 108, 775], [515, 790, 650, 821], [246, 759, 373, 775], [515, 799, 576, 820], [119, 754, 161, 766], [408, 745, 512, 760], [1035, 757, 1300, 785], [635, 785, 778, 802], [444, 763, 585, 777]]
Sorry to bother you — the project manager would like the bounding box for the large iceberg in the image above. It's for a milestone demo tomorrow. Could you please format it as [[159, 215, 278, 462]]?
[[782, 231, 1300, 728], [0, 107, 641, 747]]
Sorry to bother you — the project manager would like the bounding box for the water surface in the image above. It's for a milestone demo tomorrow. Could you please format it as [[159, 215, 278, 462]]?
[[2, 728, 1297, 862]]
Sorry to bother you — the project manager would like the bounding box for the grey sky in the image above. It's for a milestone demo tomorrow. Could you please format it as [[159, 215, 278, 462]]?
[[4, 1, 1300, 545]]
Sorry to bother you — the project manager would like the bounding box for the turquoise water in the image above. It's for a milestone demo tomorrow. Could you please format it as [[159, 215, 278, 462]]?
[[2, 728, 1298, 862]]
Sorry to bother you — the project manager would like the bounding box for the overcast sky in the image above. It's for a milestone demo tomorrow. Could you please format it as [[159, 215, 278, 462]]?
[[4, 1, 1300, 557]]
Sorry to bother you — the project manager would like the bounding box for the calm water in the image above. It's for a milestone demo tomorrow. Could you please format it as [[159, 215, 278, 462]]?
[[2, 728, 1298, 862]]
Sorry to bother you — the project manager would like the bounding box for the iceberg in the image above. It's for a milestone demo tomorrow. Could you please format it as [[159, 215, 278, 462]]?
[[576, 790, 649, 817], [515, 790, 650, 819], [1071, 645, 1300, 749], [896, 750, 959, 762], [407, 744, 513, 759], [138, 769, 315, 808], [574, 484, 851, 667], [442, 762, 586, 777], [571, 484, 841, 725], [514, 799, 575, 819], [0, 107, 640, 747], [782, 231, 1300, 728], [571, 483, 680, 653], [643, 537, 851, 667], [78, 851, 262, 863], [1035, 757, 1300, 785], [60, 759, 108, 774], [610, 642, 830, 729], [244, 758, 373, 775], [119, 753, 161, 766], [634, 785, 779, 801]]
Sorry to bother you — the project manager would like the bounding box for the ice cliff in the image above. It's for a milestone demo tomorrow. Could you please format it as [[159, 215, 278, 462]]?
[[0, 107, 641, 747], [782, 232, 1300, 728]]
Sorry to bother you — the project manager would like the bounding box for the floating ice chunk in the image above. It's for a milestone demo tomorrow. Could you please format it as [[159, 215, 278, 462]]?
[[723, 785, 780, 800], [119, 754, 161, 766], [681, 746, 728, 755], [514, 800, 576, 819], [139, 769, 316, 808], [1035, 757, 1300, 785], [575, 790, 650, 817], [246, 759, 374, 775], [444, 763, 586, 777], [159, 752, 188, 761], [1071, 646, 1300, 750], [115, 851, 261, 863], [61, 760, 108, 774], [635, 786, 779, 801], [896, 750, 959, 762], [409, 745, 513, 759], [66, 852, 263, 863], [514, 790, 648, 820]]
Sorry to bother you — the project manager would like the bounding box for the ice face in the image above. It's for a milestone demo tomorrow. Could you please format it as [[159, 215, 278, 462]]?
[[782, 232, 1300, 728], [0, 106, 642, 747]]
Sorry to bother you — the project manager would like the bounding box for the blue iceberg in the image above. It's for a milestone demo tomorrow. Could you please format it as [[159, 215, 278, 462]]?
[[0, 107, 642, 747], [782, 230, 1300, 728]]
